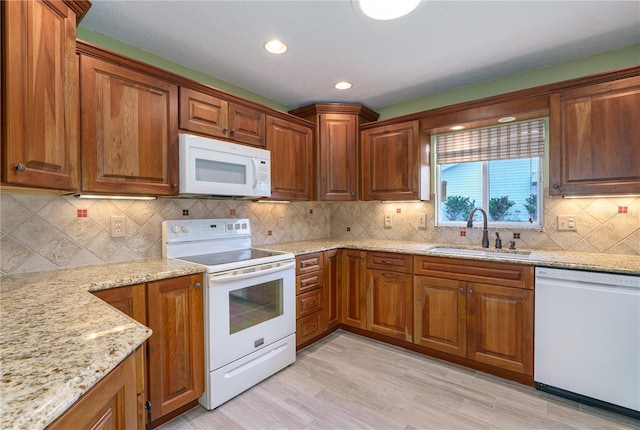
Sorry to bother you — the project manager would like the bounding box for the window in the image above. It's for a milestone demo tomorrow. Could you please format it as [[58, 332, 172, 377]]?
[[435, 119, 544, 227]]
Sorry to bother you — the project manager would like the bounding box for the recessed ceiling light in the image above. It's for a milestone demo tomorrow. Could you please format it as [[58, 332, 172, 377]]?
[[264, 39, 288, 54], [356, 0, 421, 21], [450, 125, 465, 131], [334, 81, 353, 90], [498, 116, 517, 123]]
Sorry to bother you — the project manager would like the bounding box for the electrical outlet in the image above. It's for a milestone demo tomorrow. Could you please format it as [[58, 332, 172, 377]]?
[[384, 214, 392, 228], [416, 213, 427, 229], [111, 216, 126, 238], [557, 215, 577, 231]]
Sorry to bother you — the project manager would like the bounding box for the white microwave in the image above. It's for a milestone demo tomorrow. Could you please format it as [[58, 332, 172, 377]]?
[[179, 134, 271, 198]]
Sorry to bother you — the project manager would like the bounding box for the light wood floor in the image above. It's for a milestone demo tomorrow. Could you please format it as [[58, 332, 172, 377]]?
[[159, 331, 640, 429]]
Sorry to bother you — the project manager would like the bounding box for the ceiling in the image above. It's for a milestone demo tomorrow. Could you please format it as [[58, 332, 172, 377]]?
[[79, 1, 640, 111]]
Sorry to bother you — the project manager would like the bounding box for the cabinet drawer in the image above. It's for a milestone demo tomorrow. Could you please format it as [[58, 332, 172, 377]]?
[[297, 289, 324, 318], [296, 311, 325, 345], [414, 256, 533, 289], [297, 272, 323, 294], [367, 252, 412, 273], [296, 252, 324, 275]]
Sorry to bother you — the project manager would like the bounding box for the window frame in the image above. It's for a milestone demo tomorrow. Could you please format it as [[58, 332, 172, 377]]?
[[434, 121, 545, 230]]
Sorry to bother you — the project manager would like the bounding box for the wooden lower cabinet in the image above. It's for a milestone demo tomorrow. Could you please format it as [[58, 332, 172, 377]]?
[[340, 249, 367, 329], [295, 250, 341, 347], [92, 273, 204, 428], [323, 249, 340, 330], [146, 275, 204, 424], [366, 252, 413, 342], [414, 275, 466, 357], [466, 282, 533, 374], [48, 352, 138, 430], [413, 256, 534, 376], [92, 284, 147, 429]]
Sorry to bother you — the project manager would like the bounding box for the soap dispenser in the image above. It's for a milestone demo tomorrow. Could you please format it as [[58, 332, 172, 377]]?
[[495, 232, 502, 249]]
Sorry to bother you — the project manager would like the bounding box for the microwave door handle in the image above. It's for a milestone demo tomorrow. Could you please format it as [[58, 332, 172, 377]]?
[[210, 261, 295, 283], [252, 158, 259, 188]]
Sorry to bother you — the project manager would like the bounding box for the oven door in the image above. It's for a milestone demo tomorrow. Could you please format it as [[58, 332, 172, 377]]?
[[206, 259, 295, 371]]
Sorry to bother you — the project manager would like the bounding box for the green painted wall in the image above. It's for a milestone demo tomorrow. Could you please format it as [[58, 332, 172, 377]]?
[[77, 27, 639, 121], [76, 28, 291, 112], [377, 44, 640, 120]]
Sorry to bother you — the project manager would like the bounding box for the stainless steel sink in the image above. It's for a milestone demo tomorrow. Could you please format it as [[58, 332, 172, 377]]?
[[428, 246, 531, 260]]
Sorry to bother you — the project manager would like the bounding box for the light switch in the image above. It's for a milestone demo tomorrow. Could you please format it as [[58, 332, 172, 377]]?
[[557, 215, 577, 231], [384, 214, 392, 228]]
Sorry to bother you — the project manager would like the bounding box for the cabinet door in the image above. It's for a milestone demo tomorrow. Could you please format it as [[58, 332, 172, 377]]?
[[179, 87, 229, 138], [324, 249, 341, 330], [229, 103, 266, 147], [549, 76, 640, 196], [414, 275, 466, 357], [266, 116, 314, 200], [48, 352, 138, 430], [466, 282, 533, 375], [361, 121, 420, 200], [80, 55, 179, 195], [2, 0, 79, 190], [340, 250, 367, 329], [92, 284, 147, 428], [367, 269, 413, 341], [146, 274, 204, 422], [318, 114, 358, 200]]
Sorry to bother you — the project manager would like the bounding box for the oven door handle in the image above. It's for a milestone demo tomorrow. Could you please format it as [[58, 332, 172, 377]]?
[[209, 261, 295, 283]]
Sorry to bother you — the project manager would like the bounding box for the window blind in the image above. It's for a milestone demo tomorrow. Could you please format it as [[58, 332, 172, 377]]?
[[436, 119, 545, 164]]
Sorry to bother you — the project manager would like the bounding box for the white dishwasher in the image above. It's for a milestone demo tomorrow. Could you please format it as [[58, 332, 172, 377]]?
[[535, 267, 640, 419]]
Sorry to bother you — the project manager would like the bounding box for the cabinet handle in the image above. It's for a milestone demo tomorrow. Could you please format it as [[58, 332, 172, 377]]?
[[195, 282, 201, 289], [382, 273, 397, 278], [381, 260, 394, 264], [468, 289, 473, 294], [459, 287, 464, 292], [14, 163, 26, 172]]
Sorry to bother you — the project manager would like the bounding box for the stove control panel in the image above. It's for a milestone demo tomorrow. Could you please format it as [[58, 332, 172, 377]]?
[[163, 218, 251, 243]]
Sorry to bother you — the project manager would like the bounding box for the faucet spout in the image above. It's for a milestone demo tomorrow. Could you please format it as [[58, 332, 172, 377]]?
[[467, 208, 490, 248]]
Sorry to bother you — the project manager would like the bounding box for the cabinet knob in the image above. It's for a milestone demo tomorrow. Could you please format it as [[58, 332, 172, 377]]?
[[223, 127, 229, 134], [459, 287, 464, 292], [195, 282, 201, 289], [360, 255, 365, 260], [14, 163, 26, 172], [230, 128, 236, 135], [552, 183, 560, 190], [172, 183, 178, 188], [351, 192, 356, 197], [468, 289, 473, 295]]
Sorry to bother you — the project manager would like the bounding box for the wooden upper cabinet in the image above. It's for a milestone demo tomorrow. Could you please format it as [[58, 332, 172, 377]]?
[[549, 75, 640, 196], [266, 115, 314, 200], [179, 87, 266, 147], [79, 54, 179, 196], [2, 0, 80, 190], [289, 103, 379, 201], [361, 121, 421, 200]]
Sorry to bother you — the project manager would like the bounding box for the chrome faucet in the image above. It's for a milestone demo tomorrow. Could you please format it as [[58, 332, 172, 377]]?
[[467, 208, 490, 248]]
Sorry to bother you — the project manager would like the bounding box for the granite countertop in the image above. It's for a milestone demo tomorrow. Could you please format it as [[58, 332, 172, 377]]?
[[260, 238, 640, 275], [0, 258, 206, 430], [1, 240, 637, 430]]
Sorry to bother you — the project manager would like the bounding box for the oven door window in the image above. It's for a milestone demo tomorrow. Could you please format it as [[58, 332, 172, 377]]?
[[229, 279, 283, 334]]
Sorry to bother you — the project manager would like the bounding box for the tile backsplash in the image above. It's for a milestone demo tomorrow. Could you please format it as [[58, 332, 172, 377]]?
[[1, 190, 638, 275]]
